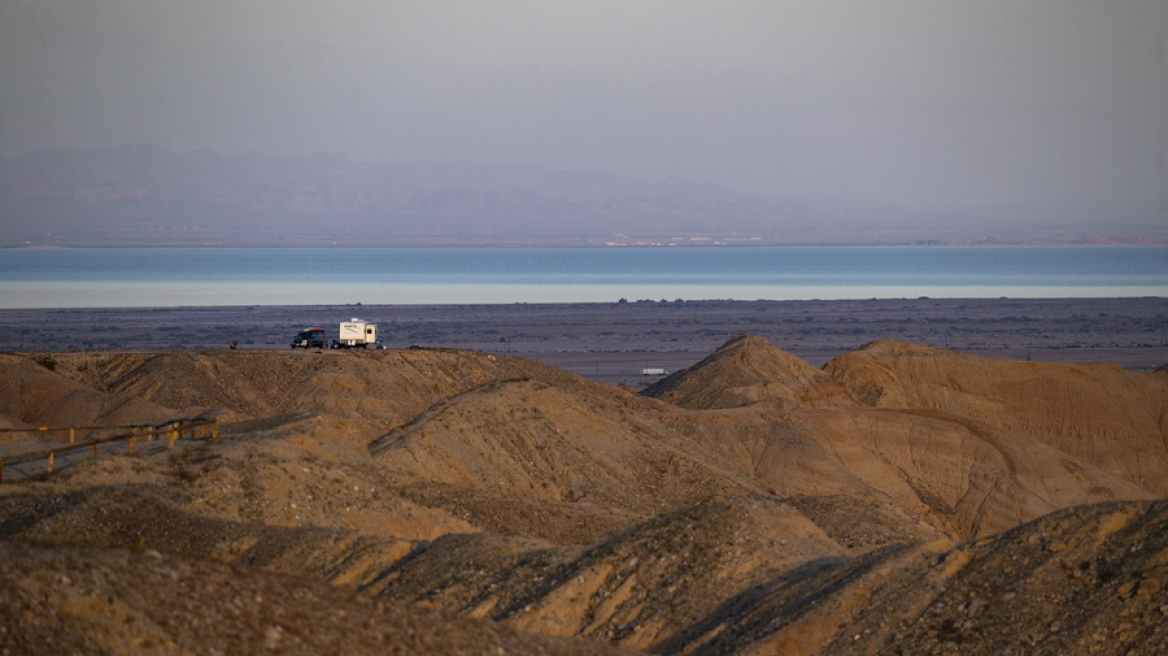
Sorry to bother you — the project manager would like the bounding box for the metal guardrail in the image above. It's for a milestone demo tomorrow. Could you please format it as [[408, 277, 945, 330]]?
[[0, 418, 219, 483]]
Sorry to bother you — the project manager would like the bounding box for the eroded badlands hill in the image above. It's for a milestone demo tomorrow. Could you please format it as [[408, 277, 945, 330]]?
[[825, 339, 1168, 495], [0, 337, 1165, 654], [0, 353, 177, 434], [643, 333, 859, 410], [0, 539, 634, 656], [646, 335, 1161, 538]]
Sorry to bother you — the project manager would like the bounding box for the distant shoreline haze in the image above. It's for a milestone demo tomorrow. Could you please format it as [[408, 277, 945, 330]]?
[[4, 241, 1168, 250], [1, 146, 1163, 249], [0, 246, 1164, 308]]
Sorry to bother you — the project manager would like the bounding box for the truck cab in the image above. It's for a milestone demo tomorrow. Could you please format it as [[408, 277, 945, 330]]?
[[290, 328, 328, 349]]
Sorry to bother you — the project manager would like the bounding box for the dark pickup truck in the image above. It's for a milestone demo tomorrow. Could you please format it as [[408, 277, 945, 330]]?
[[290, 328, 328, 349]]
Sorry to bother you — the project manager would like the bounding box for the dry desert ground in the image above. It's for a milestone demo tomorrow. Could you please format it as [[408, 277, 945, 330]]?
[[2, 297, 1166, 382], [0, 297, 1166, 654]]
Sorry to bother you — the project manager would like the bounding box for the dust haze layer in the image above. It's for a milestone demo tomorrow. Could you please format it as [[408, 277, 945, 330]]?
[[2, 1, 1165, 225], [7, 146, 1165, 247]]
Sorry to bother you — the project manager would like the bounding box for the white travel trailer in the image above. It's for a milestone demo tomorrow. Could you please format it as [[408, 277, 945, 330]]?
[[335, 318, 380, 349]]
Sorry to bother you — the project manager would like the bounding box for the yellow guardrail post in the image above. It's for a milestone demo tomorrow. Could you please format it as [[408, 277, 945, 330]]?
[[0, 418, 225, 483]]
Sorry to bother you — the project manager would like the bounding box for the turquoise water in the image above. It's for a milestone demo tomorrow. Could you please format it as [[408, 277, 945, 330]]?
[[0, 246, 1165, 308]]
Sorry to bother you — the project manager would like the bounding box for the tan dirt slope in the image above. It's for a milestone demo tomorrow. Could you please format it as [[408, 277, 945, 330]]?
[[643, 333, 859, 410], [369, 377, 765, 530], [825, 339, 1168, 495], [0, 539, 636, 656], [40, 348, 583, 432], [642, 499, 1168, 656], [0, 338, 1165, 655], [5, 489, 1166, 655], [646, 334, 1159, 539], [0, 353, 177, 437]]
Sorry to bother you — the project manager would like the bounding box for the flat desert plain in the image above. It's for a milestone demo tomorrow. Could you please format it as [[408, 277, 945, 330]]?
[[2, 297, 1165, 384]]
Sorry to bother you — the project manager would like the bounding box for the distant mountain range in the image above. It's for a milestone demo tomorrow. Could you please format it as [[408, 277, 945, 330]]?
[[1, 145, 1161, 247]]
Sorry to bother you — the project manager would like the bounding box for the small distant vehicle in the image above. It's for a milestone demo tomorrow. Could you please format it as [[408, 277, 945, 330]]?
[[333, 318, 382, 349], [290, 328, 328, 349]]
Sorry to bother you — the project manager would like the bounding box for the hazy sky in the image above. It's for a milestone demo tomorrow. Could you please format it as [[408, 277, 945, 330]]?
[[2, 1, 1165, 218]]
